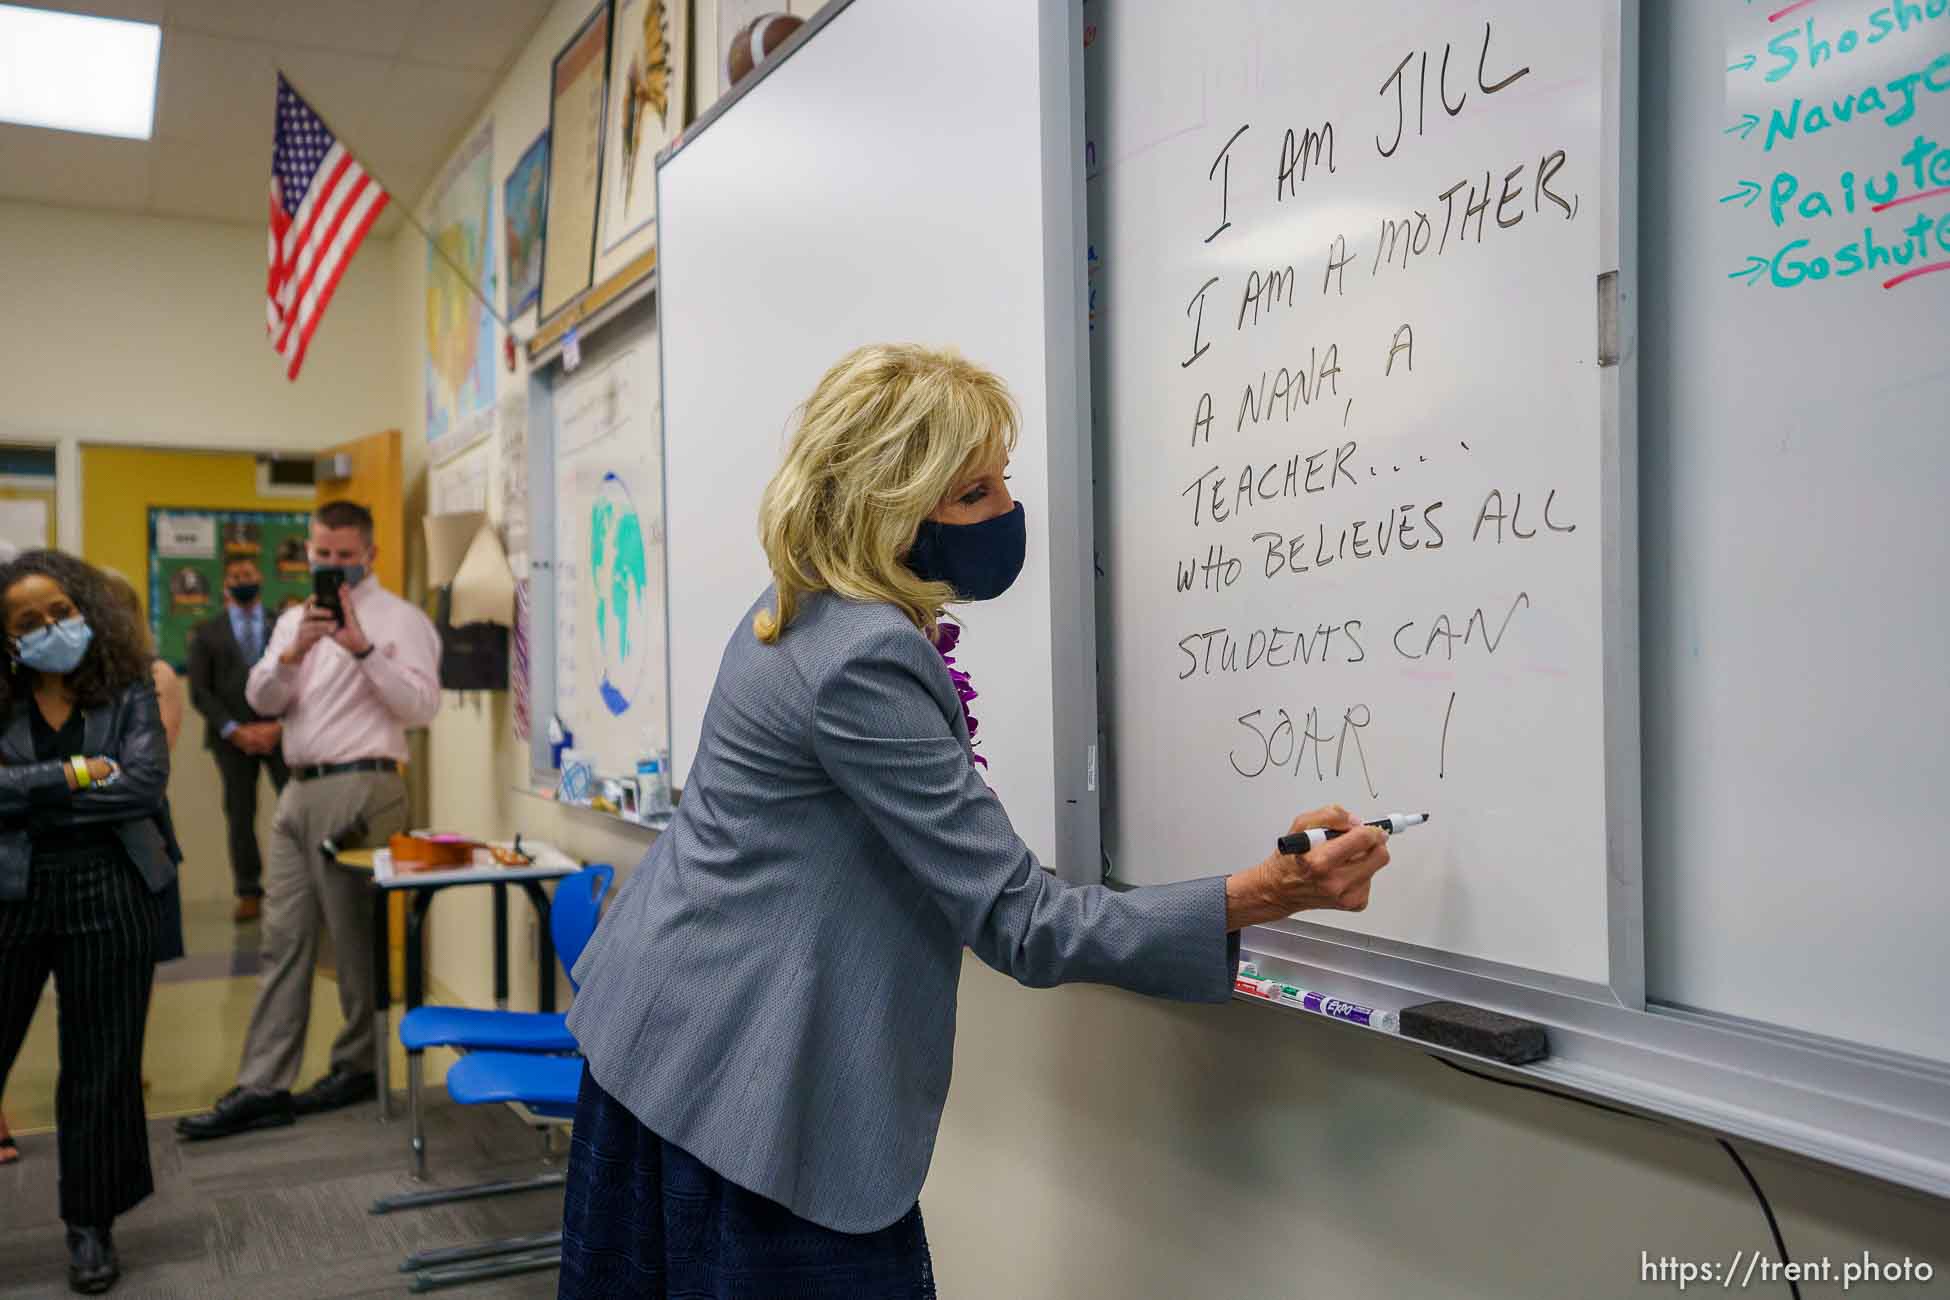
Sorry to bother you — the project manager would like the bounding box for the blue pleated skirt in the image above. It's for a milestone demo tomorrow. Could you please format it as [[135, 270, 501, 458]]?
[[558, 1065, 938, 1300]]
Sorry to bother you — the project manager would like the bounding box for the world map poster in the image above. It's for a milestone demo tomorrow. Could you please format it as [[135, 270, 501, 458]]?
[[426, 122, 497, 464]]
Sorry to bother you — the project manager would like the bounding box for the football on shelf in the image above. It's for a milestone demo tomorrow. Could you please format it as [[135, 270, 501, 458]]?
[[727, 13, 804, 88]]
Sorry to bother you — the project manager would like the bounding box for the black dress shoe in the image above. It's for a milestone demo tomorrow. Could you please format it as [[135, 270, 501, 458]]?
[[292, 1065, 377, 1116], [175, 1087, 295, 1141], [66, 1223, 118, 1294]]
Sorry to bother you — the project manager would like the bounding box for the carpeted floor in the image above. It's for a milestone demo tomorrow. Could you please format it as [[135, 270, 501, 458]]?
[[0, 1092, 565, 1298]]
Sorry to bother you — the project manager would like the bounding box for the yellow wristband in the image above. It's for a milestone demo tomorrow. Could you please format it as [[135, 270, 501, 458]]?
[[71, 756, 92, 788]]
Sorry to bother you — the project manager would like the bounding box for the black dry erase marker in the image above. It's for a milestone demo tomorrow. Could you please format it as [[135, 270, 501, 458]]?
[[1278, 813, 1429, 857]]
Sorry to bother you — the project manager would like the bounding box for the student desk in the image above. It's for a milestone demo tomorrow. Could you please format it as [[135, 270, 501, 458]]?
[[330, 843, 580, 1120]]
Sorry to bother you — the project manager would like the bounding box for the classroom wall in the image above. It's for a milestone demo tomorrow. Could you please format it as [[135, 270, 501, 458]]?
[[387, 5, 1949, 1295], [0, 200, 400, 452]]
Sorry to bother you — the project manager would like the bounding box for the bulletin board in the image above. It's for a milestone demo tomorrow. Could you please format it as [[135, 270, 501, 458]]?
[[146, 508, 313, 668]]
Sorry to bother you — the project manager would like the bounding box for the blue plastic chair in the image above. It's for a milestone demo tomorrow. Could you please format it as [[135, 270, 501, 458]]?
[[444, 1051, 584, 1120], [394, 863, 613, 1180], [376, 866, 611, 1292], [388, 1053, 589, 1291]]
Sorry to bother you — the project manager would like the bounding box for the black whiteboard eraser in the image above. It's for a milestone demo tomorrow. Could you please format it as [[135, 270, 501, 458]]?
[[1399, 1001, 1550, 1066]]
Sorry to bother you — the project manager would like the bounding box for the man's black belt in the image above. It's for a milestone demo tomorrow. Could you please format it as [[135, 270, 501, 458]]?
[[291, 758, 401, 782]]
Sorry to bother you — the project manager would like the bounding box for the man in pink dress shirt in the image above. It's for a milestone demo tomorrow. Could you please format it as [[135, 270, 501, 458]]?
[[179, 501, 440, 1140]]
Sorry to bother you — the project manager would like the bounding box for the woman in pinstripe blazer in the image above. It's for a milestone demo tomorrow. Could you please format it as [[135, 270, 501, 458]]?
[[560, 345, 1392, 1298], [0, 551, 176, 1295]]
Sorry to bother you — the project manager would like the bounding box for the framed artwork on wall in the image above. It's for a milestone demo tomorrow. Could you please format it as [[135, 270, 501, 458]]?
[[601, 0, 689, 256], [540, 1, 613, 323], [504, 130, 550, 318]]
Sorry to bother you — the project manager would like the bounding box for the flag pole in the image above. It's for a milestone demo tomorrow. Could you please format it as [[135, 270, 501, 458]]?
[[279, 69, 512, 330], [390, 195, 516, 331]]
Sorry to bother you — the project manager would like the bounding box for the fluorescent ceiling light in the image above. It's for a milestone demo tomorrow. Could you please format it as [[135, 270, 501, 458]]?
[[0, 4, 161, 140]]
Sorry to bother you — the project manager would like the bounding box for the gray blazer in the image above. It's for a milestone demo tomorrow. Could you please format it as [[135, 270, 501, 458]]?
[[567, 590, 1235, 1233]]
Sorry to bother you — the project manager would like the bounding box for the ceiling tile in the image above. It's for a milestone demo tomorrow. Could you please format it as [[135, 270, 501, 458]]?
[[163, 0, 421, 58], [402, 0, 554, 70], [0, 125, 154, 213], [378, 61, 499, 202], [17, 0, 166, 24], [148, 130, 263, 223], [152, 27, 276, 156], [276, 45, 399, 144], [0, 0, 542, 227]]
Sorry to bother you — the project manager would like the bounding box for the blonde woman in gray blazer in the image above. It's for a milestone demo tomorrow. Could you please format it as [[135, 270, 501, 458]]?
[[561, 344, 1392, 1298]]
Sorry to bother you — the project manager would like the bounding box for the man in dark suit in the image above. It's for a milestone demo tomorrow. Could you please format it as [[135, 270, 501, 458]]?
[[187, 556, 287, 922]]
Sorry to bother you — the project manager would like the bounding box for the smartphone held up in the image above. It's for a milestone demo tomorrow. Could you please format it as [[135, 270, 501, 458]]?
[[312, 567, 345, 625]]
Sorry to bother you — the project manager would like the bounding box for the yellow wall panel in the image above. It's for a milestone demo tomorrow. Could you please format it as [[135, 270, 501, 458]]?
[[79, 445, 313, 614]]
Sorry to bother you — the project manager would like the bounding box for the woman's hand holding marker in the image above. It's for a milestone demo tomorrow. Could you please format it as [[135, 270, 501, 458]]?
[[1224, 805, 1392, 932], [1277, 812, 1428, 857]]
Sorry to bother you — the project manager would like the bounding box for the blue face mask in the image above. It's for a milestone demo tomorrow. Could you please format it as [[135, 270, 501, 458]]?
[[13, 616, 93, 675], [312, 563, 368, 589], [905, 502, 1027, 602]]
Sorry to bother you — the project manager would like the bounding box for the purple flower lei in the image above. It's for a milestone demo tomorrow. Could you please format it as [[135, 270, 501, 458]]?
[[931, 617, 987, 769]]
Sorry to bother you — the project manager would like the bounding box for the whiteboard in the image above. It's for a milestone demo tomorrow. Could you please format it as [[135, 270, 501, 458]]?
[[656, 0, 1097, 875], [1092, 0, 1636, 995], [1641, 1, 1950, 1062]]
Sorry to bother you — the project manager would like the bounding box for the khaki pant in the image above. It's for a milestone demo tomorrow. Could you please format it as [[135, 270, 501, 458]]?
[[236, 769, 407, 1093]]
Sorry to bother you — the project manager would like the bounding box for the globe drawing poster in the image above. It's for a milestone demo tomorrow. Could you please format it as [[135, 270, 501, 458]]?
[[426, 122, 497, 463], [553, 345, 667, 777]]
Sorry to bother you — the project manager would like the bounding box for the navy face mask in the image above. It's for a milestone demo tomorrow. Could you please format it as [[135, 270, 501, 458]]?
[[905, 502, 1027, 602]]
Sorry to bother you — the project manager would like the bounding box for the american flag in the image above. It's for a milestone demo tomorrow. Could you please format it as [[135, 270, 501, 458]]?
[[267, 75, 388, 380]]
